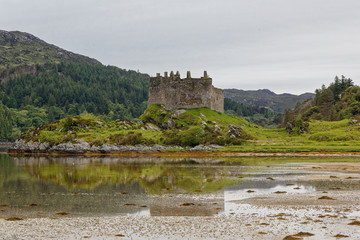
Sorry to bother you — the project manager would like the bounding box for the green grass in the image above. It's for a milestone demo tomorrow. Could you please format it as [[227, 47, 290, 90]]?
[[182, 107, 250, 126]]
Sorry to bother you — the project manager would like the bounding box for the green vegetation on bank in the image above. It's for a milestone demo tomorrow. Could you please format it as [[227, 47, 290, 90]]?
[[227, 117, 360, 152], [13, 103, 360, 152]]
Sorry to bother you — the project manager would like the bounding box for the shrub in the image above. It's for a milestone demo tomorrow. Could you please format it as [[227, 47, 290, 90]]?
[[63, 116, 73, 132], [200, 134, 244, 145], [164, 126, 205, 146], [109, 132, 142, 145]]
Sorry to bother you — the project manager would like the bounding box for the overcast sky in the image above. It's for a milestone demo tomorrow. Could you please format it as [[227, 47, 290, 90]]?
[[2, 0, 360, 94]]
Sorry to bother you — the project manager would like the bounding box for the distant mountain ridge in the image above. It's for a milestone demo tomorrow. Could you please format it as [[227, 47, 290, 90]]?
[[0, 30, 100, 67], [224, 88, 314, 113]]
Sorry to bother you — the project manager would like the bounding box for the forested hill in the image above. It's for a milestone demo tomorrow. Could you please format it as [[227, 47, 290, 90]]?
[[0, 62, 149, 140], [224, 89, 314, 113]]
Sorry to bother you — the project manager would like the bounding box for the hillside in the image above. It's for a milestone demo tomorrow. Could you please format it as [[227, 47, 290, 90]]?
[[224, 89, 314, 113], [0, 30, 101, 83], [0, 30, 100, 68]]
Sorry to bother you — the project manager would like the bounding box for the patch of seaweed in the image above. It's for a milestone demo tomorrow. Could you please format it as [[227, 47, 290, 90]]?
[[293, 232, 314, 237], [180, 203, 195, 206], [5, 217, 24, 221], [333, 234, 349, 238], [348, 220, 360, 226], [318, 196, 336, 200], [56, 212, 70, 216]]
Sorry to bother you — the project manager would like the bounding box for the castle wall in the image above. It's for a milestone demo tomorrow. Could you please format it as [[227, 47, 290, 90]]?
[[210, 86, 224, 113], [148, 73, 224, 113]]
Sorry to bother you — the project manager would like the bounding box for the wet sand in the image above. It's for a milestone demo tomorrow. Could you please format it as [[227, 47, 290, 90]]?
[[302, 162, 360, 174], [1, 194, 359, 240]]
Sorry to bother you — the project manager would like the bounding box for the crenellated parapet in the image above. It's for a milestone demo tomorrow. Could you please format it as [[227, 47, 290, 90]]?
[[148, 71, 224, 113]]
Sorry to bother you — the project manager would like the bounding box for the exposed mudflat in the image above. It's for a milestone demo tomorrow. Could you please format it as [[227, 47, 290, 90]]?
[[1, 193, 360, 240]]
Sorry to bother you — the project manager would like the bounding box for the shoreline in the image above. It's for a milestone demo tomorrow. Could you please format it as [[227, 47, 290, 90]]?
[[6, 150, 360, 158], [6, 139, 360, 157]]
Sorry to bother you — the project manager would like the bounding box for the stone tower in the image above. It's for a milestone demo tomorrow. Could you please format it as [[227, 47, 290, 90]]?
[[148, 71, 224, 113]]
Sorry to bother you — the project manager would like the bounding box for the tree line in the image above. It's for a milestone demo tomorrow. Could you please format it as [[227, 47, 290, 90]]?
[[224, 98, 283, 128]]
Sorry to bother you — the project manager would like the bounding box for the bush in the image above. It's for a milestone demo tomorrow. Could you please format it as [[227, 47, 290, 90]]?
[[163, 126, 205, 146], [109, 132, 143, 145], [63, 116, 73, 132], [200, 134, 244, 145]]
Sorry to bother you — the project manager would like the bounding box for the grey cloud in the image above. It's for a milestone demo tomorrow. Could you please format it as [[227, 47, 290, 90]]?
[[1, 0, 360, 94]]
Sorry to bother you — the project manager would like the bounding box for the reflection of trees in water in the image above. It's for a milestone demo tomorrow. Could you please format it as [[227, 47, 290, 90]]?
[[11, 156, 242, 194], [0, 154, 56, 197], [0, 155, 148, 214]]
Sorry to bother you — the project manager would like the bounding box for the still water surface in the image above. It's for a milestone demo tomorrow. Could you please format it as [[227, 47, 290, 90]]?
[[0, 153, 354, 218]]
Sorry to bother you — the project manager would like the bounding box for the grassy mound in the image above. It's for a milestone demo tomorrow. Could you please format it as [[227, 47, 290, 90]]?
[[18, 105, 360, 152], [21, 106, 253, 147], [225, 118, 360, 152]]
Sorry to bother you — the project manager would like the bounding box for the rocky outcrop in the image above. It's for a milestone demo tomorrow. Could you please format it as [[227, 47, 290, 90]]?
[[0, 65, 39, 83], [188, 144, 224, 151], [8, 140, 223, 154], [227, 125, 242, 138]]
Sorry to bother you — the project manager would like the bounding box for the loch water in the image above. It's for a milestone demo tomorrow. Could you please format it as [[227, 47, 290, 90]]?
[[0, 153, 358, 218]]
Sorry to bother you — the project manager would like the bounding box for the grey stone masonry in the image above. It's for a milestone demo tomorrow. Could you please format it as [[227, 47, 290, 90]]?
[[148, 71, 224, 113]]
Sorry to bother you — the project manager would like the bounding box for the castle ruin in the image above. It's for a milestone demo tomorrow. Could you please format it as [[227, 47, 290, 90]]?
[[148, 71, 224, 113]]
